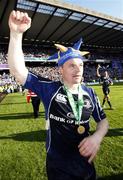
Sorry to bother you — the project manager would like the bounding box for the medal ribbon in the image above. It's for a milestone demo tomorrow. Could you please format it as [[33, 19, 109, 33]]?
[[64, 84, 84, 125]]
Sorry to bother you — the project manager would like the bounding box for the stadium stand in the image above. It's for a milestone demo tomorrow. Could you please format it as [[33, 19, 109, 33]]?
[[0, 0, 123, 87]]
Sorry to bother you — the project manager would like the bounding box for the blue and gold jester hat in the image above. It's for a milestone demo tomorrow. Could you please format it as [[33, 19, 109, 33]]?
[[48, 38, 89, 67]]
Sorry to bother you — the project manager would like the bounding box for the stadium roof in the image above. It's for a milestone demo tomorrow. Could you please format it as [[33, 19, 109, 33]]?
[[0, 0, 123, 50]]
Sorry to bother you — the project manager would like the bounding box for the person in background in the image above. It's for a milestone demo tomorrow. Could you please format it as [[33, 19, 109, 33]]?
[[97, 64, 113, 109], [27, 89, 40, 118], [26, 89, 31, 103], [8, 10, 109, 180], [22, 85, 25, 95]]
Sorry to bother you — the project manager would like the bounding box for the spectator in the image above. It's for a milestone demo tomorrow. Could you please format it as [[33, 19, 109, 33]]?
[[27, 89, 40, 118]]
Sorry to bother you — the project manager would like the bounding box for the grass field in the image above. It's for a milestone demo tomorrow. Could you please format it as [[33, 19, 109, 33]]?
[[0, 85, 123, 180]]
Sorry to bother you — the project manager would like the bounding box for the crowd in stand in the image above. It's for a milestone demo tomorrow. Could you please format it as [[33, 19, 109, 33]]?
[[0, 46, 123, 90], [0, 61, 123, 94], [0, 72, 23, 93], [28, 62, 123, 82], [0, 45, 123, 64], [23, 46, 52, 58], [0, 52, 7, 64], [28, 66, 61, 81]]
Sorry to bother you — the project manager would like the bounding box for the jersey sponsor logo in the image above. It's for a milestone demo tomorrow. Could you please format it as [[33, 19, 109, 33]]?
[[66, 119, 74, 124], [50, 114, 65, 122], [50, 113, 74, 124], [55, 93, 67, 104]]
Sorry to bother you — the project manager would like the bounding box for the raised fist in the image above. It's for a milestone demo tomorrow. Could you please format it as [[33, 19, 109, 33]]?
[[97, 64, 101, 69], [8, 10, 31, 34]]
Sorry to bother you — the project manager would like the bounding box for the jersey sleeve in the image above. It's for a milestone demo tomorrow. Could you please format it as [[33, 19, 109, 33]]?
[[91, 88, 106, 122], [23, 72, 60, 104]]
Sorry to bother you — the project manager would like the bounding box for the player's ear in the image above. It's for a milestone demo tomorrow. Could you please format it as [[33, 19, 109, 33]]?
[[58, 66, 63, 75]]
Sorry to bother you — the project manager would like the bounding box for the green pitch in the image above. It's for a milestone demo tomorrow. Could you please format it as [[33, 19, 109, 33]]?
[[0, 85, 123, 180]]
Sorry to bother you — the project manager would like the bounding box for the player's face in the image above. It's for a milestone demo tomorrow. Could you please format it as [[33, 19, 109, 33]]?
[[59, 58, 83, 85]]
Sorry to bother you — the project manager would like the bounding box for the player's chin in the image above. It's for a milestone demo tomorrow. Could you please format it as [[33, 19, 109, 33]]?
[[73, 80, 81, 84], [73, 77, 82, 83]]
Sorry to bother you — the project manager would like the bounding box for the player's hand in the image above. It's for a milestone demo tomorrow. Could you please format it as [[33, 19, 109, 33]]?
[[8, 10, 31, 34], [78, 135, 100, 163]]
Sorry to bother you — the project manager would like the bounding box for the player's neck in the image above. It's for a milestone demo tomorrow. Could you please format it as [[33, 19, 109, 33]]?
[[64, 82, 80, 94]]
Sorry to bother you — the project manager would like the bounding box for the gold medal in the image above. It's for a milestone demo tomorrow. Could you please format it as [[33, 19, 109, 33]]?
[[77, 125, 85, 134]]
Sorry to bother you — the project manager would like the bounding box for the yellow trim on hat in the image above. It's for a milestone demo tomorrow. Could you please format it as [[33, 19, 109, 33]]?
[[54, 44, 68, 52]]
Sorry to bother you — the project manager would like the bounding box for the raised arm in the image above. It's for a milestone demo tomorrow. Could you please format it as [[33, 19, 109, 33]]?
[[96, 64, 101, 77], [8, 10, 31, 85]]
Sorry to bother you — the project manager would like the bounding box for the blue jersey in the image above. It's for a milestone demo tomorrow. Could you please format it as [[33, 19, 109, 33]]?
[[24, 72, 106, 176], [101, 77, 112, 89], [99, 76, 113, 95]]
